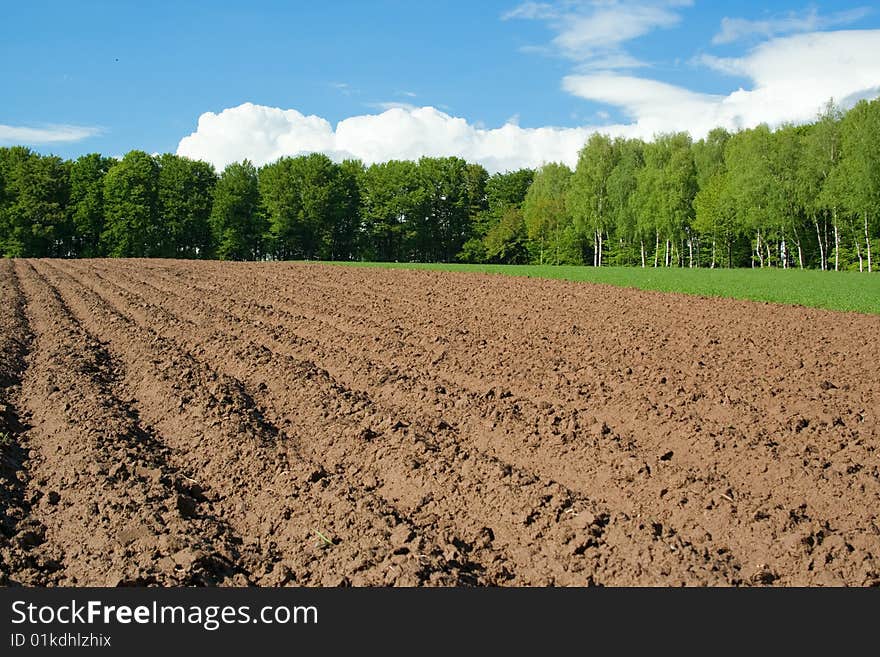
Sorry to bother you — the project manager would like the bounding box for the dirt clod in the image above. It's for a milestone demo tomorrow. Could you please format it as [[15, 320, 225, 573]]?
[[0, 259, 877, 587]]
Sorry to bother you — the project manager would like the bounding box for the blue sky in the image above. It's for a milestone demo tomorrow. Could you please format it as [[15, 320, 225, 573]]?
[[2, 1, 879, 171]]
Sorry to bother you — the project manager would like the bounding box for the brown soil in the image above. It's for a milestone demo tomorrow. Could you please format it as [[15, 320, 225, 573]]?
[[1, 258, 878, 586]]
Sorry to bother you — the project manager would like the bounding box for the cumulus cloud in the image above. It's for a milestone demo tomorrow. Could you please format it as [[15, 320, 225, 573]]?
[[176, 103, 593, 172], [504, 0, 693, 68], [177, 29, 880, 173], [713, 7, 871, 45], [0, 123, 102, 145], [564, 30, 880, 138]]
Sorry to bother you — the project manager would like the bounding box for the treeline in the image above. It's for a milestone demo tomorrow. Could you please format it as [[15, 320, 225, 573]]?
[[1, 98, 878, 270], [526, 99, 879, 272]]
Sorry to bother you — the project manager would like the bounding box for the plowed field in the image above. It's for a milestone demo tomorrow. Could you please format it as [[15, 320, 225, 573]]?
[[1, 259, 878, 586]]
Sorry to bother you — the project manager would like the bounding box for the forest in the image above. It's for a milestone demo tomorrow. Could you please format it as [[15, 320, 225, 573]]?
[[1, 98, 878, 271]]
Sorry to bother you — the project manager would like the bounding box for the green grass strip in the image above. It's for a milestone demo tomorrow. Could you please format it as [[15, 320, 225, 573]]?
[[316, 262, 880, 315]]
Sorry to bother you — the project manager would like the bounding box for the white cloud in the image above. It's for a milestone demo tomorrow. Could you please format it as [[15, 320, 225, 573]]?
[[177, 104, 337, 169], [713, 7, 871, 45], [502, 2, 558, 21], [0, 123, 102, 144], [564, 30, 880, 138], [177, 29, 880, 174], [177, 102, 593, 173], [505, 1, 692, 67], [554, 4, 683, 56]]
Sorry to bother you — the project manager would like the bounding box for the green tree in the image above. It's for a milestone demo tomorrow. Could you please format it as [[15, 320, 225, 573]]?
[[0, 149, 71, 257], [358, 160, 423, 261], [606, 138, 644, 266], [768, 124, 807, 269], [211, 160, 262, 261], [417, 157, 471, 262], [523, 163, 574, 265], [459, 168, 533, 262], [568, 133, 618, 266], [464, 162, 489, 225], [102, 151, 160, 257], [662, 133, 697, 267], [724, 127, 778, 267], [800, 101, 843, 270], [157, 154, 217, 258], [484, 207, 529, 263], [693, 171, 734, 268], [632, 135, 696, 267], [837, 98, 880, 272], [692, 128, 730, 190], [69, 153, 113, 258], [692, 128, 733, 267], [332, 159, 363, 260], [260, 153, 362, 261]]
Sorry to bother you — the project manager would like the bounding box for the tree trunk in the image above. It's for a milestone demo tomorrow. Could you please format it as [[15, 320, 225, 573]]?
[[593, 231, 597, 267], [654, 230, 659, 267], [765, 242, 771, 268], [688, 237, 694, 268], [851, 218, 863, 272], [664, 239, 670, 267], [781, 237, 787, 269], [711, 238, 716, 269], [833, 209, 840, 271], [814, 218, 825, 270], [756, 231, 763, 268], [598, 231, 603, 267], [865, 211, 873, 273], [640, 240, 646, 268]]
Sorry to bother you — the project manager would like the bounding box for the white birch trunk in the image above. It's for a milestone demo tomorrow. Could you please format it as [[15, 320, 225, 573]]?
[[851, 219, 863, 272]]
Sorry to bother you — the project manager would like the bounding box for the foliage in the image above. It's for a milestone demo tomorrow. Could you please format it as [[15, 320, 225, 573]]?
[[210, 160, 262, 261], [102, 150, 160, 257], [1, 98, 879, 273]]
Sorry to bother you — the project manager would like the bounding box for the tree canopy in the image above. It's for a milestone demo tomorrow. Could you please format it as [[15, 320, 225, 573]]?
[[1, 98, 878, 271]]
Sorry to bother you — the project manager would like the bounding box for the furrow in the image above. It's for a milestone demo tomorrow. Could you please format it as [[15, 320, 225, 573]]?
[[13, 260, 252, 585], [62, 259, 747, 585], [41, 260, 489, 585]]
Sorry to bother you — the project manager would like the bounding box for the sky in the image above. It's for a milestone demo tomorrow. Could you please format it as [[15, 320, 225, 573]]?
[[2, 1, 879, 172]]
